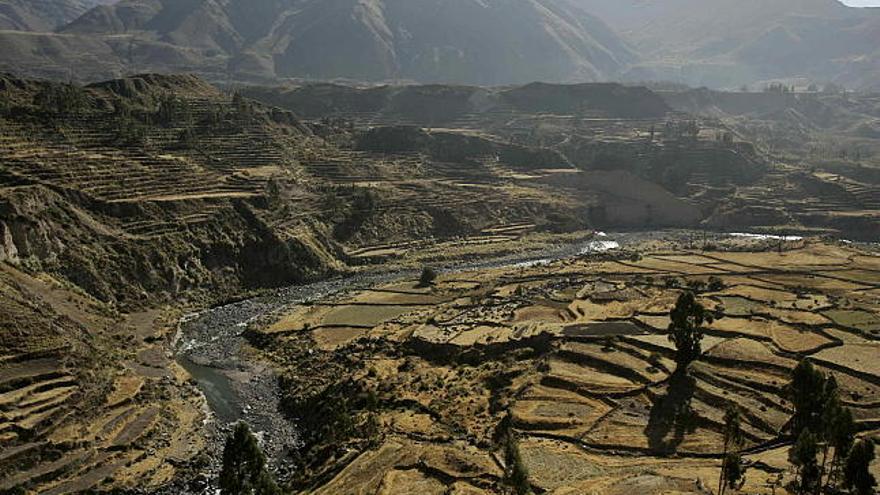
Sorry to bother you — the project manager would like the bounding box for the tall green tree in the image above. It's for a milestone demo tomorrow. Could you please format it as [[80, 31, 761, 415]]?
[[817, 375, 858, 492], [825, 406, 855, 490], [817, 375, 841, 493], [789, 360, 828, 438], [843, 439, 876, 495], [790, 429, 821, 495], [219, 422, 282, 495], [667, 291, 715, 373]]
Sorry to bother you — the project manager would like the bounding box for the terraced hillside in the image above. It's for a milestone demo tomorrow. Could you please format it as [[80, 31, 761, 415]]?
[[5, 74, 792, 310], [0, 74, 605, 305], [0, 262, 206, 494], [1, 73, 878, 492], [0, 74, 702, 492], [249, 82, 880, 241], [253, 239, 880, 494]]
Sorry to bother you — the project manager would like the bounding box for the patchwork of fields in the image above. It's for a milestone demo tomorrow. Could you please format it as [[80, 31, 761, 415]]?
[[258, 240, 880, 494]]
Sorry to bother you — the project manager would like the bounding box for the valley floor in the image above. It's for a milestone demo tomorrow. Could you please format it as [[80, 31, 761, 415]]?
[[2, 231, 880, 494], [243, 235, 880, 494]]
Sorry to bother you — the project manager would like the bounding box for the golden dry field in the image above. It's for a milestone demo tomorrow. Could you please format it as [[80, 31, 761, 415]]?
[[256, 240, 880, 494]]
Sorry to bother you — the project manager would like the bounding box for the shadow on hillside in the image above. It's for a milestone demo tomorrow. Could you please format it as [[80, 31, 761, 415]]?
[[644, 372, 698, 454]]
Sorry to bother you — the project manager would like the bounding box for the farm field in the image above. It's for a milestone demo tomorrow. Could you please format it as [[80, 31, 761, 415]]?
[[256, 240, 880, 494]]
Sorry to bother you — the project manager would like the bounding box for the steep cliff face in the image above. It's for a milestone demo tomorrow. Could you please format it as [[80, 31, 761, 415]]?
[[0, 186, 340, 308], [0, 74, 347, 309], [268, 0, 636, 84], [0, 74, 616, 309]]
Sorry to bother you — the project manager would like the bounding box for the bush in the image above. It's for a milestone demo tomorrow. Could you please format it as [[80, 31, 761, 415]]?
[[419, 266, 437, 287]]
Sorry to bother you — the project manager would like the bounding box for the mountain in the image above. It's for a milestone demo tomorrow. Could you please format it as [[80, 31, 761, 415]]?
[[578, 0, 880, 90], [1, 0, 876, 90], [0, 0, 115, 31], [0, 0, 635, 85]]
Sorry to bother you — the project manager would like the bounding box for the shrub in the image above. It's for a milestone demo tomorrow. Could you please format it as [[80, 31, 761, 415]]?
[[687, 279, 707, 292], [419, 266, 438, 287]]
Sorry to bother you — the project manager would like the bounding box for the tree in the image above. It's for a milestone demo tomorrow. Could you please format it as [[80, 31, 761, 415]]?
[[219, 422, 282, 495], [719, 405, 746, 495], [843, 439, 876, 495], [667, 291, 715, 373], [790, 429, 821, 495], [825, 406, 855, 490], [789, 360, 828, 438], [816, 375, 840, 492], [156, 93, 190, 125], [786, 364, 859, 493], [816, 375, 852, 492], [233, 91, 253, 119], [178, 127, 197, 149]]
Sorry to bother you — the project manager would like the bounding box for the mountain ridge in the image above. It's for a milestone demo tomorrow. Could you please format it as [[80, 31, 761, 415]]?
[[10, 0, 635, 86], [0, 0, 115, 31], [576, 0, 880, 89], [0, 0, 877, 90]]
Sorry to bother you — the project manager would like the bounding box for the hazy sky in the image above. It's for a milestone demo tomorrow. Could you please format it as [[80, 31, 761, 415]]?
[[841, 0, 880, 5]]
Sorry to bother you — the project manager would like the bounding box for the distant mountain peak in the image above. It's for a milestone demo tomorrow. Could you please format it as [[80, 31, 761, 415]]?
[[0, 0, 117, 31]]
